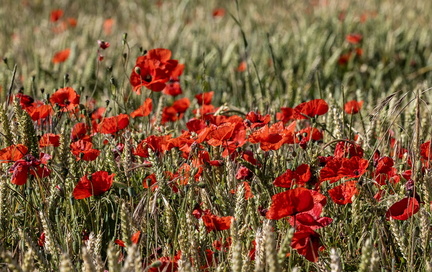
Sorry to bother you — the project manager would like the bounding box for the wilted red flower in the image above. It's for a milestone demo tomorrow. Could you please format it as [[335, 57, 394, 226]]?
[[291, 226, 323, 262], [346, 33, 363, 44], [266, 187, 315, 220], [52, 48, 70, 63], [39, 133, 61, 147], [72, 171, 115, 199], [130, 98, 153, 118], [130, 48, 182, 94], [386, 197, 420, 220], [70, 140, 101, 161], [50, 87, 80, 112], [344, 100, 363, 114], [236, 166, 253, 180], [202, 210, 233, 232], [273, 164, 311, 188], [98, 113, 129, 134], [97, 40, 110, 50], [328, 180, 358, 205], [50, 9, 63, 22]]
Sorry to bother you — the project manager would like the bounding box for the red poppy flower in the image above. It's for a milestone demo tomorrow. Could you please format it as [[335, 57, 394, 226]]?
[[385, 197, 420, 220], [70, 140, 100, 161], [26, 103, 53, 121], [237, 61, 247, 72], [195, 91, 214, 105], [8, 154, 50, 185], [346, 33, 363, 44], [130, 48, 181, 94], [130, 98, 153, 118], [172, 97, 190, 113], [131, 231, 141, 244], [266, 187, 315, 220], [39, 133, 61, 147], [71, 122, 91, 142], [98, 113, 129, 134], [72, 171, 115, 199], [0, 144, 28, 163], [245, 111, 271, 129], [249, 121, 296, 151], [289, 191, 332, 230], [202, 210, 233, 232], [420, 141, 432, 160], [162, 81, 182, 96], [273, 164, 311, 188], [212, 8, 225, 17], [291, 226, 322, 262], [334, 141, 364, 158], [134, 135, 172, 158], [142, 173, 157, 191], [50, 87, 80, 112], [344, 100, 363, 114], [328, 180, 358, 205], [320, 156, 369, 183], [293, 99, 329, 119], [52, 48, 71, 63], [114, 239, 125, 247], [103, 18, 114, 35], [50, 9, 63, 22]]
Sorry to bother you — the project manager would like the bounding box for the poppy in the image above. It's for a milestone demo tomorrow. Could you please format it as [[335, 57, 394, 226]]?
[[344, 100, 363, 114], [131, 231, 141, 244], [130, 48, 182, 94], [134, 135, 172, 158], [162, 81, 182, 96], [114, 239, 126, 247], [235, 166, 253, 180], [0, 144, 28, 163], [237, 61, 247, 72], [346, 33, 363, 44], [291, 226, 322, 262], [39, 133, 60, 147], [202, 210, 233, 232], [276, 107, 296, 124], [72, 171, 115, 199], [8, 153, 50, 185], [249, 121, 296, 151], [320, 156, 368, 183], [273, 164, 311, 188], [288, 191, 332, 230], [26, 103, 53, 121], [334, 141, 364, 158], [130, 98, 153, 118], [71, 122, 91, 142], [293, 99, 329, 119], [328, 180, 358, 205], [103, 18, 114, 35], [52, 48, 71, 63], [245, 111, 271, 128], [266, 187, 315, 220], [50, 87, 80, 112], [97, 40, 110, 50], [142, 173, 157, 191], [50, 9, 63, 22], [212, 8, 226, 17], [195, 91, 214, 105], [70, 140, 101, 161], [98, 113, 129, 134], [385, 197, 420, 220]]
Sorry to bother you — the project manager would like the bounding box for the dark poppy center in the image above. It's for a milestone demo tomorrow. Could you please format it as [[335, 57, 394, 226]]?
[[143, 74, 152, 82]]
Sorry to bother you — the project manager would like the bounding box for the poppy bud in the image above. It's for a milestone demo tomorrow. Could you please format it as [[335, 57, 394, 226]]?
[[134, 66, 141, 75]]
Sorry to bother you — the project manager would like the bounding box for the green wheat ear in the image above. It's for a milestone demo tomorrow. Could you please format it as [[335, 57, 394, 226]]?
[[0, 104, 13, 147], [18, 111, 38, 156]]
